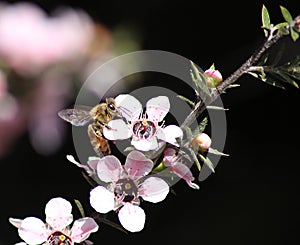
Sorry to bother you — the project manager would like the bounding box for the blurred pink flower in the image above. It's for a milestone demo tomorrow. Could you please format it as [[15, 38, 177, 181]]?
[[193, 132, 212, 150], [0, 2, 94, 73]]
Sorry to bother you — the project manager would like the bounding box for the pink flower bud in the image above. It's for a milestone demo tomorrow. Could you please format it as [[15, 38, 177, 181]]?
[[192, 133, 211, 150], [204, 68, 223, 88], [0, 70, 7, 97]]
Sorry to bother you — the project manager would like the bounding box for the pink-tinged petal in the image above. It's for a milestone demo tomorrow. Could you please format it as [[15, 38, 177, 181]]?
[[170, 163, 199, 189], [139, 177, 169, 203], [157, 125, 183, 146], [17, 217, 47, 244], [45, 197, 73, 230], [14, 242, 27, 245], [118, 203, 145, 232], [70, 217, 99, 243], [66, 155, 95, 175], [96, 155, 122, 182], [90, 186, 114, 213], [124, 150, 153, 178], [9, 218, 23, 228], [115, 94, 142, 122], [146, 96, 170, 122], [131, 137, 158, 151], [103, 119, 132, 140], [163, 148, 178, 166]]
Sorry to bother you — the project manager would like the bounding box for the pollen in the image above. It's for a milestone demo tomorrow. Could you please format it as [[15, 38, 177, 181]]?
[[59, 235, 66, 241], [125, 183, 131, 190], [142, 120, 148, 126]]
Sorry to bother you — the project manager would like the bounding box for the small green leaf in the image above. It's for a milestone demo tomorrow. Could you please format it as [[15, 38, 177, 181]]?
[[198, 154, 215, 173], [184, 126, 193, 141], [97, 215, 128, 234], [280, 6, 293, 23], [186, 147, 201, 171], [74, 199, 85, 218], [206, 105, 229, 111], [209, 63, 215, 70], [124, 146, 135, 152], [190, 60, 210, 96], [177, 95, 195, 107], [152, 161, 166, 173], [193, 116, 208, 135], [262, 4, 271, 37], [290, 28, 299, 41], [208, 147, 229, 156], [274, 22, 288, 32]]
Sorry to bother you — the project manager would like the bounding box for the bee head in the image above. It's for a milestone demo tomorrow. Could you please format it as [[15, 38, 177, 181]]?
[[106, 98, 118, 114]]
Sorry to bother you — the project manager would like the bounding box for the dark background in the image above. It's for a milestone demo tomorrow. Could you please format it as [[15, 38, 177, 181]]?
[[1, 0, 300, 244]]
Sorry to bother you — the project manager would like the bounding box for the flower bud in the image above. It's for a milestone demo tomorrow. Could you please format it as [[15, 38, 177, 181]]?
[[294, 16, 300, 32], [192, 133, 211, 151], [204, 68, 223, 88]]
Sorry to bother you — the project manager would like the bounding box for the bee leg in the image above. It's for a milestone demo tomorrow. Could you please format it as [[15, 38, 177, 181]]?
[[92, 124, 102, 136]]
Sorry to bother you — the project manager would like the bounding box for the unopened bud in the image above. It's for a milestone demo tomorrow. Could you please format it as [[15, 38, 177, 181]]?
[[204, 69, 223, 88], [192, 133, 212, 151], [294, 16, 300, 32]]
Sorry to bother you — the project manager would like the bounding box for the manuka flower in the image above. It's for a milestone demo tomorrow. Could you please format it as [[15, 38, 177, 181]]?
[[9, 197, 99, 245], [103, 94, 183, 151], [89, 150, 169, 232], [204, 67, 223, 88], [163, 148, 199, 189]]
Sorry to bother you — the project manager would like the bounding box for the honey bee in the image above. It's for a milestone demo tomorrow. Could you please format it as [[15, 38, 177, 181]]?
[[58, 98, 119, 156]]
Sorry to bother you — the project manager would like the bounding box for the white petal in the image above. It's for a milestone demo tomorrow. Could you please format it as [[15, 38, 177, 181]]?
[[139, 177, 169, 203], [17, 217, 47, 244], [90, 186, 114, 213], [157, 125, 183, 146], [118, 203, 145, 232], [103, 119, 132, 140], [146, 96, 170, 122], [96, 155, 122, 182], [115, 94, 142, 122], [131, 137, 158, 151], [45, 197, 73, 230], [71, 217, 99, 243]]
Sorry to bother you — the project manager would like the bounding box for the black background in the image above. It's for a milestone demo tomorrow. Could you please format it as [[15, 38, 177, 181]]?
[[1, 0, 300, 244]]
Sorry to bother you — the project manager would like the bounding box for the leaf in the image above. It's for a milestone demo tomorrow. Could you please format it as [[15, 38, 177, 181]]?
[[198, 154, 215, 173], [185, 147, 201, 171], [208, 147, 229, 156], [206, 105, 229, 111], [274, 22, 288, 33], [193, 116, 208, 135], [262, 4, 271, 37], [275, 71, 299, 88], [74, 199, 85, 218], [190, 60, 211, 97], [124, 146, 135, 152], [184, 126, 193, 141], [177, 95, 195, 107], [280, 6, 293, 23], [290, 28, 299, 42], [151, 161, 166, 173], [209, 63, 215, 70], [97, 215, 128, 234]]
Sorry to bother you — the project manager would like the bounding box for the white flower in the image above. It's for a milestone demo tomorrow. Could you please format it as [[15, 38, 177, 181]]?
[[89, 150, 169, 232], [103, 94, 183, 151], [9, 197, 99, 245]]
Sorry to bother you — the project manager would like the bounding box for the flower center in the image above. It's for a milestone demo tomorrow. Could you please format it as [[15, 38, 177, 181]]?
[[47, 231, 72, 245], [114, 178, 138, 203], [132, 120, 156, 139]]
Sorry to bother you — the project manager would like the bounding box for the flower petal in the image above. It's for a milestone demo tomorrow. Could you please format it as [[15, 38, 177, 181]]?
[[146, 96, 170, 122], [131, 136, 158, 151], [96, 155, 122, 182], [139, 177, 169, 203], [103, 119, 132, 140], [171, 163, 199, 189], [45, 197, 73, 230], [124, 150, 153, 178], [157, 125, 183, 146], [90, 186, 114, 213], [71, 217, 99, 243], [16, 217, 47, 244], [118, 203, 145, 232], [115, 94, 142, 122]]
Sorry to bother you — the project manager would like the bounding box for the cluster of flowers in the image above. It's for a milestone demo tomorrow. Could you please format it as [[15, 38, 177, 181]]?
[[9, 79, 221, 243]]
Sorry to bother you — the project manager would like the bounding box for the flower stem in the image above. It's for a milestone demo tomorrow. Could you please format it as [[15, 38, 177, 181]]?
[[181, 29, 284, 129]]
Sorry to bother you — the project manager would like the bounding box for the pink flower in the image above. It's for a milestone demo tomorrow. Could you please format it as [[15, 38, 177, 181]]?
[[89, 151, 169, 232], [193, 133, 212, 150], [204, 68, 223, 88], [103, 94, 183, 151], [9, 197, 99, 245], [163, 148, 199, 189], [0, 2, 93, 73]]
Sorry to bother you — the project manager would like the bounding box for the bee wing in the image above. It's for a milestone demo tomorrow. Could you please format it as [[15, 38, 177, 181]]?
[[58, 105, 93, 126]]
